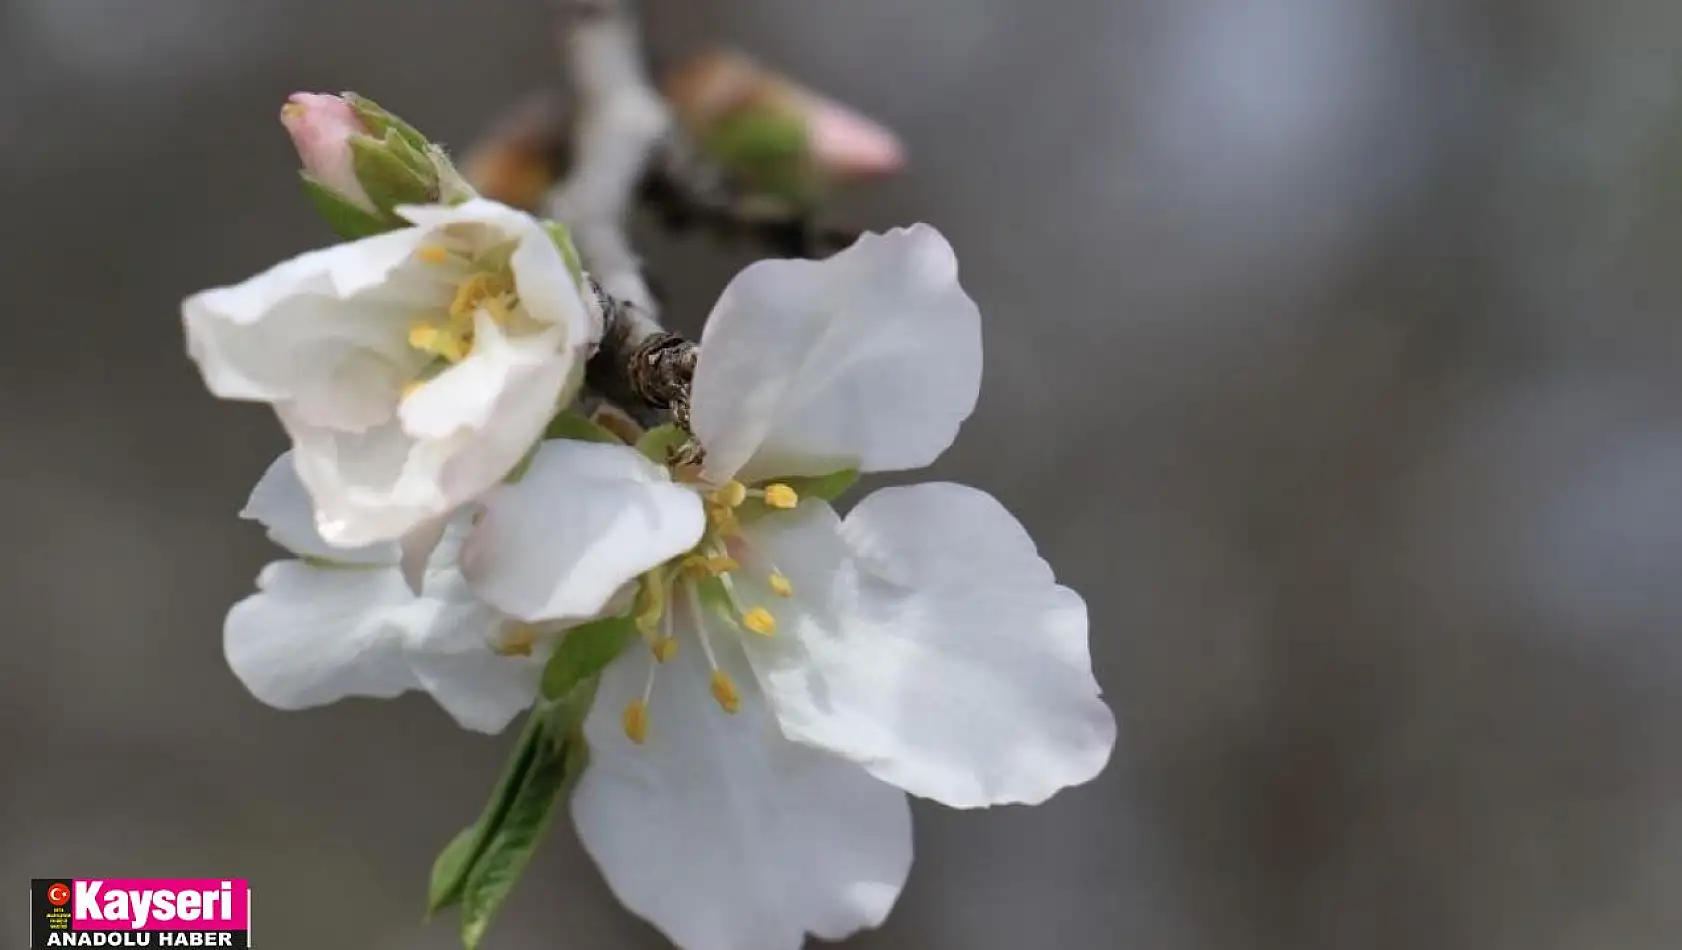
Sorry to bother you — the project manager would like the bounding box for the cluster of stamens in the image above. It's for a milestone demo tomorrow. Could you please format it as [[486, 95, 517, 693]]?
[[402, 244, 520, 397], [619, 477, 802, 745]]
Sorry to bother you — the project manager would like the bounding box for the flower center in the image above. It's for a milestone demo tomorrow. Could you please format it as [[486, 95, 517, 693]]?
[[401, 243, 522, 397], [616, 478, 801, 746]]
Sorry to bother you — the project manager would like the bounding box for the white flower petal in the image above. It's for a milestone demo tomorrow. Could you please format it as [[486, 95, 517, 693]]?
[[572, 633, 911, 950], [690, 225, 982, 483], [241, 451, 396, 564], [397, 512, 452, 594], [183, 228, 439, 430], [463, 442, 705, 622], [740, 484, 1116, 808], [280, 411, 453, 548], [406, 567, 544, 734], [224, 560, 419, 711]]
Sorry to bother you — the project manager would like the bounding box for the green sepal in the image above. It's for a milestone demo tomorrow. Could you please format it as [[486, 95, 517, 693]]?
[[351, 132, 437, 213], [543, 410, 625, 445], [343, 92, 432, 157], [636, 424, 692, 466], [703, 109, 821, 207], [542, 220, 586, 286], [300, 174, 397, 239], [540, 615, 638, 701]]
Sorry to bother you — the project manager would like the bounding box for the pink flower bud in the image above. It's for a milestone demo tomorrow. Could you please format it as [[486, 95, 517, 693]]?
[[280, 93, 376, 212]]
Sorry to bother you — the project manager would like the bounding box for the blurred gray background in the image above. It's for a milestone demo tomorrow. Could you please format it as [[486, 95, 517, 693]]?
[[6, 0, 1682, 947]]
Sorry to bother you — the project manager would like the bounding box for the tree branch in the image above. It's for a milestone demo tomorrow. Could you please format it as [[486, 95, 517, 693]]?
[[545, 0, 697, 428]]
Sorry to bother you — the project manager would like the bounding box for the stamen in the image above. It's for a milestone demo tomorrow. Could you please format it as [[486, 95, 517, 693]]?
[[416, 245, 451, 265], [493, 623, 539, 657], [710, 481, 748, 508], [682, 554, 740, 578], [633, 571, 667, 636], [651, 636, 678, 662], [407, 321, 469, 362], [707, 505, 740, 534], [709, 670, 741, 714], [742, 608, 777, 637], [768, 572, 794, 597], [622, 700, 650, 745], [401, 379, 425, 401], [761, 483, 799, 509]]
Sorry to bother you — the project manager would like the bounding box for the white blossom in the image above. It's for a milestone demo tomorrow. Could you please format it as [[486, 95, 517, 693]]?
[[461, 225, 1115, 950], [223, 452, 552, 734], [183, 199, 598, 558]]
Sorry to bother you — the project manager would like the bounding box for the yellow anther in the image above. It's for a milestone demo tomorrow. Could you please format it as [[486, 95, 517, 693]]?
[[682, 554, 739, 578], [707, 505, 740, 534], [762, 483, 799, 509], [480, 293, 513, 325], [650, 637, 679, 662], [408, 321, 469, 362], [742, 607, 777, 637], [711, 481, 748, 508], [401, 379, 426, 401], [493, 623, 539, 657], [449, 273, 510, 320], [709, 670, 741, 713], [622, 700, 650, 745], [768, 572, 794, 598], [279, 102, 304, 122], [416, 245, 451, 265]]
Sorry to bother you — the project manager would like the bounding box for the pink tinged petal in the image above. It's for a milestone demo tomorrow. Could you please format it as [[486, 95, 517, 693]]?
[[739, 484, 1117, 808], [224, 560, 419, 711], [807, 100, 905, 179], [241, 451, 397, 565], [281, 92, 376, 212], [572, 633, 912, 950], [690, 225, 982, 484], [463, 442, 706, 623]]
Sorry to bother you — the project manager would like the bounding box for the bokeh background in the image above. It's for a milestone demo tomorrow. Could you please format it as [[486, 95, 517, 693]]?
[[6, 0, 1682, 947]]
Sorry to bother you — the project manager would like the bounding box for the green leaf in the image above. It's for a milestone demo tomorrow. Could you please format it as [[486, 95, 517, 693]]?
[[540, 616, 637, 701], [543, 410, 624, 445], [636, 424, 691, 466], [351, 133, 436, 213], [300, 174, 396, 239], [778, 468, 859, 503], [542, 220, 586, 285], [459, 719, 574, 949], [425, 713, 546, 915]]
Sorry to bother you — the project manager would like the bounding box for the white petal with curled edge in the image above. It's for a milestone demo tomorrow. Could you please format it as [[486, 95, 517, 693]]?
[[463, 441, 706, 622], [690, 224, 982, 483], [280, 411, 454, 549], [224, 560, 419, 711], [571, 632, 912, 950], [739, 483, 1116, 808], [182, 227, 439, 431], [241, 451, 397, 565], [405, 565, 544, 735]]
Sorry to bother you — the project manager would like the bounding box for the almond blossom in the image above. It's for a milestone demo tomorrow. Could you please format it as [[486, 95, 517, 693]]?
[[459, 225, 1116, 950], [183, 199, 598, 559]]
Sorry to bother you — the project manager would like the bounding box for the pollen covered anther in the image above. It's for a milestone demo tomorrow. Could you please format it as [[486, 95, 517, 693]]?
[[711, 481, 748, 508], [651, 637, 679, 662], [761, 483, 799, 509], [710, 670, 742, 713], [768, 572, 794, 597], [622, 699, 650, 744], [742, 607, 777, 636], [494, 623, 539, 657], [416, 244, 451, 265]]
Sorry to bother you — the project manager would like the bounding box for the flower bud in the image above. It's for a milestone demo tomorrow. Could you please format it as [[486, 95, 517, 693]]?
[[662, 51, 904, 205], [281, 93, 376, 213], [282, 91, 478, 239]]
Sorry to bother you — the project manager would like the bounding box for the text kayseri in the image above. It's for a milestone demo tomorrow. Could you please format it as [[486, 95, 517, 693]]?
[[74, 881, 236, 928]]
